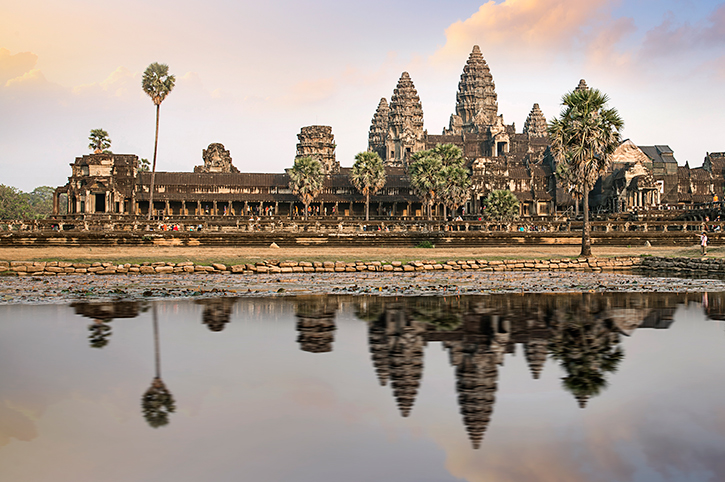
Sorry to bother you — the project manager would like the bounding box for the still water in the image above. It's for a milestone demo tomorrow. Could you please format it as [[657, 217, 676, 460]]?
[[1, 293, 725, 482]]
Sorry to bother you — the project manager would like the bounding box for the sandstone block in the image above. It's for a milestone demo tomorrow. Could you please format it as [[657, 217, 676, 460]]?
[[140, 266, 156, 274], [392, 261, 402, 267], [45, 267, 64, 273], [183, 266, 195, 273], [383, 265, 394, 271], [155, 266, 173, 274], [403, 265, 414, 272], [256, 267, 268, 274], [280, 267, 294, 273], [212, 263, 227, 271]]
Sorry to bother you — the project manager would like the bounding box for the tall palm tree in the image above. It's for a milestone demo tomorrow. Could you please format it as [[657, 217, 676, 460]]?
[[288, 156, 324, 220], [142, 63, 175, 221], [548, 86, 623, 257], [432, 143, 463, 167], [441, 164, 471, 218], [408, 150, 443, 220], [141, 304, 175, 428], [88, 129, 111, 153], [351, 151, 386, 221]]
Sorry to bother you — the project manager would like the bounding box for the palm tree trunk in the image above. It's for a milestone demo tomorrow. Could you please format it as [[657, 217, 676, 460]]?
[[304, 201, 309, 221], [365, 193, 370, 221], [147, 104, 160, 221], [152, 304, 161, 379], [581, 181, 592, 257]]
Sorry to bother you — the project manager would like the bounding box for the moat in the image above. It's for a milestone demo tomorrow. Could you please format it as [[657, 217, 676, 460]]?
[[1, 293, 724, 482]]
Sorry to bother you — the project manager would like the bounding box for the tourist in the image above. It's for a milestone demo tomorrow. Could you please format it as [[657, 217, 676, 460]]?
[[701, 231, 708, 256]]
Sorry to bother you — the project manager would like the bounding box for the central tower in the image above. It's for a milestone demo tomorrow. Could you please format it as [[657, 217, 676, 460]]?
[[446, 45, 499, 135]]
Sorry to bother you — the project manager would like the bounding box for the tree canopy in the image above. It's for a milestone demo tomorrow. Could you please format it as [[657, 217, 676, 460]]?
[[483, 189, 520, 221], [142, 63, 176, 106], [0, 185, 56, 220], [351, 151, 386, 220], [409, 144, 470, 219], [408, 150, 444, 220], [288, 156, 324, 220], [88, 129, 111, 153]]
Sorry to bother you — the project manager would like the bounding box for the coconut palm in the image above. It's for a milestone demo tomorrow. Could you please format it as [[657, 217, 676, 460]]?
[[142, 63, 176, 221], [88, 129, 111, 153], [548, 86, 623, 257], [483, 189, 519, 221], [351, 151, 386, 221], [288, 156, 324, 220], [408, 150, 444, 220]]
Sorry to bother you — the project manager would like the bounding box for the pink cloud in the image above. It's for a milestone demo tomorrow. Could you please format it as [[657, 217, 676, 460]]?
[[430, 0, 617, 64], [0, 48, 38, 84]]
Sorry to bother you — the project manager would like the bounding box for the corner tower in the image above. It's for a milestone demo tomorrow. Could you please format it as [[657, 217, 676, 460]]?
[[385, 72, 425, 167]]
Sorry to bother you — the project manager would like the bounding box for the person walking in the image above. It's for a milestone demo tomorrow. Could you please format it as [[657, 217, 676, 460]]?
[[700, 231, 708, 256]]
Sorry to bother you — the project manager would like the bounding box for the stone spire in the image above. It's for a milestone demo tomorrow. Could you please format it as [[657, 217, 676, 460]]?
[[523, 103, 547, 138], [196, 298, 236, 332], [524, 338, 548, 379], [295, 125, 340, 174], [386, 72, 425, 167], [575, 79, 589, 92], [295, 299, 338, 353], [454, 344, 499, 449], [385, 311, 427, 417], [448, 45, 498, 134], [195, 143, 239, 173], [368, 98, 390, 161], [368, 317, 391, 386]]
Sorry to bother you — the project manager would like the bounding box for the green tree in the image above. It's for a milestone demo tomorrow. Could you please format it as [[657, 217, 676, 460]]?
[[548, 86, 623, 257], [431, 144, 471, 217], [408, 150, 444, 220], [483, 189, 520, 221], [88, 320, 112, 348], [0, 185, 32, 219], [351, 151, 386, 221], [88, 128, 111, 153], [26, 186, 55, 217], [440, 164, 471, 217], [288, 156, 324, 220], [138, 158, 150, 172], [142, 62, 176, 221]]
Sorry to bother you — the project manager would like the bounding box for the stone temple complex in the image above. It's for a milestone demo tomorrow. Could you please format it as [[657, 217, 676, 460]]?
[[53, 45, 724, 220]]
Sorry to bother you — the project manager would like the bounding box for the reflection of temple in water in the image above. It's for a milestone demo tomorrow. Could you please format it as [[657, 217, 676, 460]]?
[[71, 301, 145, 348], [295, 297, 339, 353], [358, 292, 703, 449], [195, 298, 237, 332]]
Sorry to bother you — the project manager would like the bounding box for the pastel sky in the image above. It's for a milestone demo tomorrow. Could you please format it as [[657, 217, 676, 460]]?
[[1, 0, 724, 191]]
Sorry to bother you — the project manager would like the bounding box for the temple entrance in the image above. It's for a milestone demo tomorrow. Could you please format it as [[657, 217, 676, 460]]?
[[94, 193, 106, 213]]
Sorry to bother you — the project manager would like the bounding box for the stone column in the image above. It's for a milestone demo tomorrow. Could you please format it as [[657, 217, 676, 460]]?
[[275, 202, 279, 215], [196, 201, 201, 216], [213, 201, 218, 216], [52, 190, 59, 215], [165, 201, 170, 216]]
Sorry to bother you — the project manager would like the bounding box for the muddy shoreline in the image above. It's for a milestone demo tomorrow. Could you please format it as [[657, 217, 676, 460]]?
[[3, 270, 725, 305]]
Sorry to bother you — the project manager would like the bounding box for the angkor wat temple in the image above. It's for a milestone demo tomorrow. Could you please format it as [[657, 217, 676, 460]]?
[[53, 46, 725, 220]]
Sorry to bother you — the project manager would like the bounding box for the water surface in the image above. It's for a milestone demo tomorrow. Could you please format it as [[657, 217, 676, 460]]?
[[1, 293, 724, 482]]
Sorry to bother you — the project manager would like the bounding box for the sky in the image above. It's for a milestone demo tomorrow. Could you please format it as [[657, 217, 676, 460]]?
[[1, 0, 724, 191]]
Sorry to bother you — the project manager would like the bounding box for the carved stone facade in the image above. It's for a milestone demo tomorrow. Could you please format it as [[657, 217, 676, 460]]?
[[55, 45, 724, 219], [445, 45, 499, 135], [368, 98, 390, 160], [523, 104, 547, 138], [384, 72, 425, 167], [194, 143, 239, 173], [296, 125, 339, 174]]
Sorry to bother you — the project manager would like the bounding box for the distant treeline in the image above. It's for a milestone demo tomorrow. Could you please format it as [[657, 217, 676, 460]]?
[[0, 185, 60, 220]]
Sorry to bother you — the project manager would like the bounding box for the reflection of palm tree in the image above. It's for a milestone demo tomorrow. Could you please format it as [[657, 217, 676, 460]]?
[[549, 302, 624, 408], [88, 319, 112, 348], [141, 304, 175, 427], [295, 297, 337, 353]]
